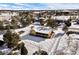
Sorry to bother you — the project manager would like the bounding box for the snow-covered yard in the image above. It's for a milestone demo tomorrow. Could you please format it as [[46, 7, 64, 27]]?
[[54, 33, 79, 55], [0, 24, 65, 55], [21, 27, 65, 55], [0, 21, 79, 55]]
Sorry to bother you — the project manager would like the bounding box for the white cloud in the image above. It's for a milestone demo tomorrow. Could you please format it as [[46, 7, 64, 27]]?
[[0, 3, 79, 10], [44, 3, 79, 10], [0, 4, 10, 7], [0, 3, 30, 10]]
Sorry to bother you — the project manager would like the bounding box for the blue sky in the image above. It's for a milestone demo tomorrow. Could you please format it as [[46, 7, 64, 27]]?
[[0, 3, 79, 10]]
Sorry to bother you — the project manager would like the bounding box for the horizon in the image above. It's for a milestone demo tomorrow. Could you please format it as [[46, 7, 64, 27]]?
[[0, 3, 79, 10]]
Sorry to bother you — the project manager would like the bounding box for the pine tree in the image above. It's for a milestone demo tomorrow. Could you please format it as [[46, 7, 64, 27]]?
[[3, 27, 20, 48], [46, 17, 58, 28], [0, 21, 4, 30], [10, 16, 18, 29], [65, 20, 71, 27]]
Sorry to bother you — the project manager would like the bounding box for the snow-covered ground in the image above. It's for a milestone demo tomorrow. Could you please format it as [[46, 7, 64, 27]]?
[[0, 21, 79, 55], [22, 28, 64, 55], [54, 33, 79, 55], [0, 24, 65, 55], [21, 35, 45, 42]]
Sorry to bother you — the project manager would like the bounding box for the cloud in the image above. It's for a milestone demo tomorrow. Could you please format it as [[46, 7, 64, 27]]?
[[0, 3, 30, 10], [0, 3, 79, 10], [44, 3, 79, 9]]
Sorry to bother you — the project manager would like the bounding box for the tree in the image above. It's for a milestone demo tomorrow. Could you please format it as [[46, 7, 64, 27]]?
[[3, 28, 20, 48], [63, 25, 68, 34], [26, 14, 32, 24], [0, 21, 5, 30], [46, 17, 58, 28], [63, 19, 71, 35], [0, 40, 5, 46], [40, 18, 45, 26], [10, 16, 18, 29], [8, 41, 28, 55], [3, 27, 28, 55], [65, 20, 71, 27]]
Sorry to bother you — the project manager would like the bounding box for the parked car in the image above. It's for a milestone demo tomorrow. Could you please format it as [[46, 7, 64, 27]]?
[[18, 31, 25, 34], [76, 20, 79, 24]]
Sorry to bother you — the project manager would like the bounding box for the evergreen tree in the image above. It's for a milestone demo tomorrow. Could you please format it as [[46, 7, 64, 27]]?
[[0, 21, 4, 30], [3, 27, 20, 48], [65, 20, 71, 27], [3, 26, 28, 55], [46, 17, 58, 28], [40, 18, 45, 26], [10, 16, 18, 29], [63, 25, 68, 33]]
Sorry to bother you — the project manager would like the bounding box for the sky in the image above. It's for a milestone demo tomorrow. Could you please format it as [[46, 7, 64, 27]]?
[[0, 3, 79, 10]]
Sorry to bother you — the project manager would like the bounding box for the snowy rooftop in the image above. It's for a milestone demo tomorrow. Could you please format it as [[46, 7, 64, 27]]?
[[53, 16, 70, 21], [68, 22, 79, 32], [33, 26, 53, 34]]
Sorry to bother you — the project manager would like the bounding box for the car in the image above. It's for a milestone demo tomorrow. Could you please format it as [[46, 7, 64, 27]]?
[[33, 22, 41, 26], [0, 40, 5, 46], [30, 26, 54, 38], [76, 20, 79, 24], [18, 31, 25, 34]]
